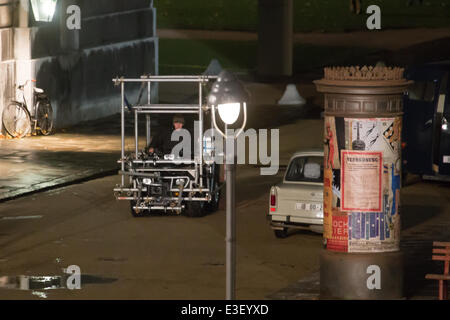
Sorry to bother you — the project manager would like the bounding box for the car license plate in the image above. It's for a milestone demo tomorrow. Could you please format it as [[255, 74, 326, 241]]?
[[295, 202, 322, 211]]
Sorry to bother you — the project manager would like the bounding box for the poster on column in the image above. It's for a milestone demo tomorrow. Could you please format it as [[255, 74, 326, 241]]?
[[323, 169, 333, 239], [346, 118, 401, 163], [326, 209, 349, 252], [347, 211, 399, 253], [324, 116, 341, 169], [341, 151, 382, 212]]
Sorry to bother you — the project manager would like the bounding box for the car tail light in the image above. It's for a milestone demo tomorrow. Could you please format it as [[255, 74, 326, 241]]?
[[401, 142, 407, 149], [270, 194, 276, 206], [270, 187, 277, 213]]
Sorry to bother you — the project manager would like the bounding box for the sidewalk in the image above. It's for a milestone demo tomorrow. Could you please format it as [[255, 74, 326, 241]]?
[[0, 131, 121, 202]]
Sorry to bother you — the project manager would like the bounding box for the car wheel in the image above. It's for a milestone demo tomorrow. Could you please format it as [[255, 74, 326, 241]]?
[[130, 201, 145, 218], [184, 201, 206, 218], [274, 228, 288, 238], [204, 181, 221, 213]]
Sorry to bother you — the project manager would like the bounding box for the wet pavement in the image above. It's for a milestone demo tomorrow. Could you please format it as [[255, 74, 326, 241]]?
[[1, 80, 449, 300], [0, 133, 124, 202], [0, 159, 448, 300], [0, 271, 118, 299]]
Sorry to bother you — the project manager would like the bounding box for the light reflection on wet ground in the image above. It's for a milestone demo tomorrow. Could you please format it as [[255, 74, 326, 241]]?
[[0, 132, 146, 201], [0, 110, 155, 201], [0, 274, 117, 299]]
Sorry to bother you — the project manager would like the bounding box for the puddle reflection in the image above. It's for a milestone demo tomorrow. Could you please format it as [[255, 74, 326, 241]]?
[[0, 275, 64, 291], [0, 274, 117, 294]]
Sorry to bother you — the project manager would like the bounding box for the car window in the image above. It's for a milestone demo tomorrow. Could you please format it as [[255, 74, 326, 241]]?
[[407, 81, 436, 102], [285, 156, 323, 183]]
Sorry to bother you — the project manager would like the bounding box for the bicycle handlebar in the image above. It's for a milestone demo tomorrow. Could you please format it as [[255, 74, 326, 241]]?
[[17, 80, 37, 91]]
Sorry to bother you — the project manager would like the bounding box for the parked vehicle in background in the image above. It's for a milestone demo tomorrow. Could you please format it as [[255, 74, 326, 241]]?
[[403, 62, 450, 181], [268, 149, 324, 238]]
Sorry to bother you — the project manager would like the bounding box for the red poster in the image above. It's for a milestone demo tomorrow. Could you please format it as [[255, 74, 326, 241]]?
[[326, 214, 349, 252]]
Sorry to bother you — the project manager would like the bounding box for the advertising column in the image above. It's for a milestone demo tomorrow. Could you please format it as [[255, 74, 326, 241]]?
[[315, 66, 412, 299]]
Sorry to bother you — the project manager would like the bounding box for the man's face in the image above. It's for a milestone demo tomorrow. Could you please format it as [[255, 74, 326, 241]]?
[[173, 122, 183, 130]]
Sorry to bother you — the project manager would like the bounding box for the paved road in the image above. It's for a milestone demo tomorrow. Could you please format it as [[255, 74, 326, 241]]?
[[0, 168, 323, 300], [0, 117, 324, 300], [1, 116, 449, 300], [1, 158, 449, 300]]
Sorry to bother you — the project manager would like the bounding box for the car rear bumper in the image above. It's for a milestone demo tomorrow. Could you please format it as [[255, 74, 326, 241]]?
[[269, 214, 323, 233], [270, 221, 323, 234], [270, 213, 323, 225]]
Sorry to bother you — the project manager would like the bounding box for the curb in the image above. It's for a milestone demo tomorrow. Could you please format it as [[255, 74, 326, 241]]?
[[0, 167, 119, 203]]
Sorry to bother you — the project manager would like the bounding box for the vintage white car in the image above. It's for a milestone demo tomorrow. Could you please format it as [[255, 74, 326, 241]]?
[[268, 149, 324, 238]]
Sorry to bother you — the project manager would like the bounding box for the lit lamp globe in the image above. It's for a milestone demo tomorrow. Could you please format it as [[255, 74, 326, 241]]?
[[31, 0, 58, 22], [218, 103, 241, 125], [208, 71, 248, 134]]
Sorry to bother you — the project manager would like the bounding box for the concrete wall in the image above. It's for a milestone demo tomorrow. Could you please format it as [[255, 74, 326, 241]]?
[[1, 0, 158, 132]]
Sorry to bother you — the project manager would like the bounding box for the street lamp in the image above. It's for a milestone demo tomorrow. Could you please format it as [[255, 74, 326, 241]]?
[[208, 71, 248, 138], [30, 0, 58, 22], [207, 70, 248, 300]]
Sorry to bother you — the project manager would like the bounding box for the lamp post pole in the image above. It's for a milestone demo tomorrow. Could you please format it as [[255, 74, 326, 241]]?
[[225, 127, 236, 300], [207, 70, 248, 300]]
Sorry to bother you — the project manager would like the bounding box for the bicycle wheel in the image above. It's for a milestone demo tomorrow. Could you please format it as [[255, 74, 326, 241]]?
[[2, 102, 31, 138], [36, 98, 53, 136]]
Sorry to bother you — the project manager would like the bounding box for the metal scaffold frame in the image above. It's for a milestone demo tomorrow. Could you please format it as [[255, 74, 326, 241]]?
[[112, 75, 221, 215]]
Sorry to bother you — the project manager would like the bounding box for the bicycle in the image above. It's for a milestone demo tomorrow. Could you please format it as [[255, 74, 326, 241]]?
[[2, 80, 53, 138]]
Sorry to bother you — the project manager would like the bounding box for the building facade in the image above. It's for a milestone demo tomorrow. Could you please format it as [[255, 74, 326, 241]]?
[[0, 0, 158, 132]]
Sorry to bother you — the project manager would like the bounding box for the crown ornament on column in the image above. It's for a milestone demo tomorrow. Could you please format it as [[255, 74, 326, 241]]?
[[323, 66, 405, 81]]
